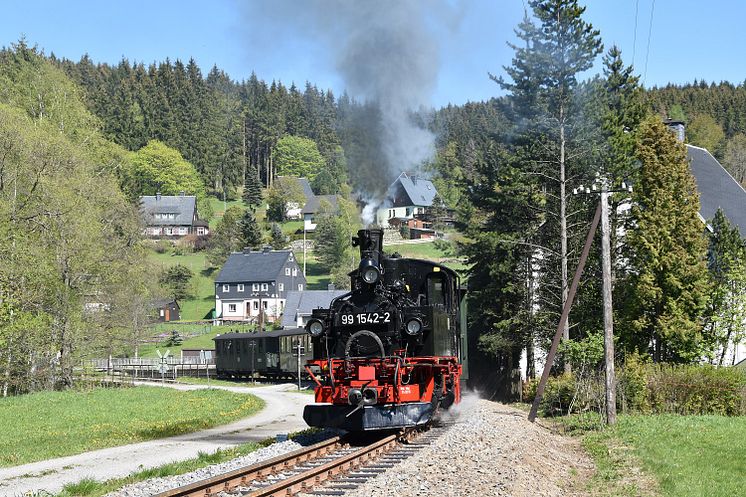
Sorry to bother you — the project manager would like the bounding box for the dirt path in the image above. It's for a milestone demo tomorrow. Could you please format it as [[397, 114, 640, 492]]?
[[0, 382, 312, 496]]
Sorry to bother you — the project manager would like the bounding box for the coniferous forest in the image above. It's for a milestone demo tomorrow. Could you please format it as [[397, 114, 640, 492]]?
[[1, 0, 745, 398]]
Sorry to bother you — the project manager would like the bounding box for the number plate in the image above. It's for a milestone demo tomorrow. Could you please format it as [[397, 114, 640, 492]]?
[[340, 312, 391, 325]]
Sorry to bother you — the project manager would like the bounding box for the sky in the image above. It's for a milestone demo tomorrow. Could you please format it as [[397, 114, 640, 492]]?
[[2, 0, 745, 108]]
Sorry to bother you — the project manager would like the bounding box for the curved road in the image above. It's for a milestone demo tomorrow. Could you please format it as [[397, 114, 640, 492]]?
[[0, 382, 312, 496]]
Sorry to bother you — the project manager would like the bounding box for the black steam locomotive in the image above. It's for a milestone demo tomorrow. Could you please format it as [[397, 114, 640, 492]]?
[[303, 229, 467, 431]]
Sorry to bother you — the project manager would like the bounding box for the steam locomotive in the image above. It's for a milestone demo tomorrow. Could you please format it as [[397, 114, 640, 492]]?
[[303, 229, 467, 431]]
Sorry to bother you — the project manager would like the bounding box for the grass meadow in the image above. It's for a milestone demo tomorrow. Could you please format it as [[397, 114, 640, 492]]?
[[569, 413, 746, 497], [0, 386, 263, 467]]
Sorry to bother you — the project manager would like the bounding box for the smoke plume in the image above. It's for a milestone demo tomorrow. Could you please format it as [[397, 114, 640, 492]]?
[[242, 1, 462, 218]]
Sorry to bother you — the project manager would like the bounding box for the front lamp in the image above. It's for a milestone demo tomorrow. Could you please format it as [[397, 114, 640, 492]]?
[[359, 258, 380, 284], [306, 318, 325, 337], [405, 318, 423, 336]]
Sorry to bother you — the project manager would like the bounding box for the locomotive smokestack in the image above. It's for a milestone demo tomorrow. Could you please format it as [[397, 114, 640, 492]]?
[[353, 229, 384, 263]]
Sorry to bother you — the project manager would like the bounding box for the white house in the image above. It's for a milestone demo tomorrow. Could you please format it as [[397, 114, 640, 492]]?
[[375, 172, 438, 227]]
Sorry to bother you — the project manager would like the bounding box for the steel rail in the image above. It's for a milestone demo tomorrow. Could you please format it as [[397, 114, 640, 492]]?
[[246, 433, 400, 497], [152, 436, 343, 497]]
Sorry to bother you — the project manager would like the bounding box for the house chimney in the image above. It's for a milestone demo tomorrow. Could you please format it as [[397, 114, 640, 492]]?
[[243, 247, 251, 254], [179, 191, 185, 197], [327, 283, 335, 291], [156, 192, 161, 201], [664, 118, 685, 142], [262, 246, 271, 253]]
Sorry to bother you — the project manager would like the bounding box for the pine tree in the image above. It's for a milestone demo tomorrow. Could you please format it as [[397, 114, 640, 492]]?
[[270, 222, 287, 250], [622, 117, 711, 362], [491, 0, 603, 373], [243, 161, 263, 208], [240, 209, 263, 249]]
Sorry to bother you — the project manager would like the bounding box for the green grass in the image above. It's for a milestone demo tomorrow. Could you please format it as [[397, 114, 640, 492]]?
[[56, 441, 266, 497], [0, 386, 264, 468], [207, 197, 246, 228], [557, 413, 746, 497], [148, 250, 216, 321], [303, 252, 332, 290], [138, 325, 254, 358], [281, 220, 303, 235]]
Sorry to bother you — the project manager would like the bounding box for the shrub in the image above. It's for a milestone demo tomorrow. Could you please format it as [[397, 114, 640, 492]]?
[[617, 352, 649, 413], [645, 363, 746, 416]]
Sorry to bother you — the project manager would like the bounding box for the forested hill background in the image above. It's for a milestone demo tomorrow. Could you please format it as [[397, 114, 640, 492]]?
[[53, 51, 746, 193]]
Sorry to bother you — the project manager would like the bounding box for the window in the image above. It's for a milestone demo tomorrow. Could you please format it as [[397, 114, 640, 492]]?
[[292, 268, 298, 277], [237, 284, 244, 292], [262, 301, 268, 309], [159, 309, 164, 317], [178, 227, 188, 235], [228, 303, 236, 313], [165, 227, 173, 235], [279, 283, 284, 291], [298, 284, 303, 291], [261, 283, 268, 291], [197, 227, 205, 236], [222, 284, 229, 292], [253, 301, 259, 310], [285, 268, 291, 276]]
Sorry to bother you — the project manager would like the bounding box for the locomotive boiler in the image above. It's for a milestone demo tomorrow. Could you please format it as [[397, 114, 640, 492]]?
[[303, 228, 466, 431]]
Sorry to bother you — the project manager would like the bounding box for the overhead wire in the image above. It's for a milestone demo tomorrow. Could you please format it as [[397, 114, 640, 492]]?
[[632, 0, 639, 66], [643, 0, 656, 84]]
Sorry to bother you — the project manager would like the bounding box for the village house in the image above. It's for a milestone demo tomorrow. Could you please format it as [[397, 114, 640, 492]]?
[[375, 172, 439, 230], [140, 192, 210, 238], [280, 287, 348, 329], [301, 194, 338, 231], [214, 247, 306, 323], [282, 176, 315, 220]]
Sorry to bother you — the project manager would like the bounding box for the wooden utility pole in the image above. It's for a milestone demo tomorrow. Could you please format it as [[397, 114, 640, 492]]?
[[600, 189, 617, 425]]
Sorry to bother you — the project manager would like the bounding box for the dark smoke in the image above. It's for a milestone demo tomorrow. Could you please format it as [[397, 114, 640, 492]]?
[[241, 1, 463, 221]]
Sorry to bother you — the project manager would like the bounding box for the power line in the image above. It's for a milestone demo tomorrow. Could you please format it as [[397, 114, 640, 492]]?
[[632, 0, 640, 66], [643, 0, 656, 84]]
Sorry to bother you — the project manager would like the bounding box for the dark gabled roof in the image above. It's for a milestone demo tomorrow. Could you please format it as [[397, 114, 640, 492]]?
[[140, 195, 197, 226], [388, 172, 438, 207], [280, 289, 349, 327], [150, 298, 179, 309], [302, 195, 338, 215], [215, 250, 295, 283], [213, 328, 306, 340], [298, 177, 314, 201], [687, 145, 746, 237]]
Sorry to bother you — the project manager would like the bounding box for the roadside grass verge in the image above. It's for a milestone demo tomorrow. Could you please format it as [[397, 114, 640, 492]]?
[[553, 412, 745, 497], [55, 441, 265, 497], [0, 386, 264, 468]]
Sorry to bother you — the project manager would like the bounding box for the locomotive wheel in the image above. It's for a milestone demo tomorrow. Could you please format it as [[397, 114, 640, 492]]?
[[344, 329, 386, 359]]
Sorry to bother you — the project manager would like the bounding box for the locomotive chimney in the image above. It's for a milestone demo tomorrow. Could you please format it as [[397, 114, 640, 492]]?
[[353, 229, 384, 263]]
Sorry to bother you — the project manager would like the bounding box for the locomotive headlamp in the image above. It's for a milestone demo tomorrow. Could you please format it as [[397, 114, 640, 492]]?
[[306, 318, 325, 337], [359, 258, 380, 284], [405, 318, 423, 336]]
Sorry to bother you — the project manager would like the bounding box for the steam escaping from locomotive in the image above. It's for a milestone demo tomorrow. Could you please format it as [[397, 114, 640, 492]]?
[[241, 0, 463, 217]]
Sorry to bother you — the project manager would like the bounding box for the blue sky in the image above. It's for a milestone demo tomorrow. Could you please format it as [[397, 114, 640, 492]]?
[[2, 0, 745, 107]]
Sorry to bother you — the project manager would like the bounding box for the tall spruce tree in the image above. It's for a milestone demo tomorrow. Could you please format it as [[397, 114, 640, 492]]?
[[240, 208, 263, 249], [492, 0, 602, 372], [243, 161, 263, 208], [622, 117, 711, 362]]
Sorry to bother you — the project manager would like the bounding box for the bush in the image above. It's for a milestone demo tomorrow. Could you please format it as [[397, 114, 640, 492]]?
[[645, 363, 746, 416], [617, 352, 649, 413], [154, 240, 170, 254]]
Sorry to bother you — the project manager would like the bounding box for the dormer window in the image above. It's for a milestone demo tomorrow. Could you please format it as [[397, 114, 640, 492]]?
[[261, 283, 269, 291], [237, 284, 244, 292], [252, 283, 259, 291], [222, 284, 229, 292]]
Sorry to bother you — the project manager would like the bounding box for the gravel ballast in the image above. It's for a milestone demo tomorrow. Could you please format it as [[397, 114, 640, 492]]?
[[343, 395, 593, 497]]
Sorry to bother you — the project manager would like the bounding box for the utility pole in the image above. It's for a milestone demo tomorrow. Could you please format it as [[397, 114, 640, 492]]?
[[303, 226, 307, 277], [600, 187, 617, 425]]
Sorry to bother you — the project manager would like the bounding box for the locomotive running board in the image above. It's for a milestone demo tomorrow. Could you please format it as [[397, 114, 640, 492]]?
[[303, 402, 433, 431]]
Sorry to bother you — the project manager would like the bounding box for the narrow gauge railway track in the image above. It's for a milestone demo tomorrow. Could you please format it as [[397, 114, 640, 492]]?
[[153, 426, 447, 497]]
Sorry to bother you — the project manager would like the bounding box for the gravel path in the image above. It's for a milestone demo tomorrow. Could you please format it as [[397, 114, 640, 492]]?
[[0, 382, 312, 497], [341, 396, 593, 497]]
